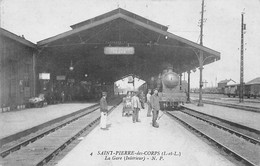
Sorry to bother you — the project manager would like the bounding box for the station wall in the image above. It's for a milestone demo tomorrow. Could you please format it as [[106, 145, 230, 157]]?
[[0, 31, 36, 111]]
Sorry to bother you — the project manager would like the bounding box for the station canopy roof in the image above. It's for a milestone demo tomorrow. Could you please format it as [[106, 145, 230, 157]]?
[[37, 8, 220, 83], [0, 28, 36, 48], [246, 77, 260, 85]]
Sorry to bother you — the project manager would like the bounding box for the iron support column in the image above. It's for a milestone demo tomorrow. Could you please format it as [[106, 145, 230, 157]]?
[[198, 50, 204, 106], [179, 73, 182, 90], [133, 75, 135, 91], [0, 45, 2, 108], [32, 52, 37, 96], [187, 70, 191, 103], [0, 73, 1, 109]]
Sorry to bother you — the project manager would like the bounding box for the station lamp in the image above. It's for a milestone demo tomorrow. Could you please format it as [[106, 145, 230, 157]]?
[[69, 60, 74, 71]]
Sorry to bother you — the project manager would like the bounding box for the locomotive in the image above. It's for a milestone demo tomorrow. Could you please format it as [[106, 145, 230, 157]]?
[[148, 67, 187, 110]]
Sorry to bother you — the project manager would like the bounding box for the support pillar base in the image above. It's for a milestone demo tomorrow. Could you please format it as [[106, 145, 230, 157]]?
[[197, 102, 204, 107]]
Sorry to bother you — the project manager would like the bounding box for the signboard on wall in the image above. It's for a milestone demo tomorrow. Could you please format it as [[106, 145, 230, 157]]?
[[39, 73, 50, 80], [68, 79, 75, 83], [104, 47, 135, 55], [56, 75, 66, 80]]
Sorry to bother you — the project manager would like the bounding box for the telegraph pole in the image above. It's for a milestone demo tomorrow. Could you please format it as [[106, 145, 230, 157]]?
[[0, 0, 3, 108], [0, 0, 2, 27], [239, 12, 246, 103], [199, 0, 205, 46], [0, 0, 4, 28], [197, 0, 205, 106]]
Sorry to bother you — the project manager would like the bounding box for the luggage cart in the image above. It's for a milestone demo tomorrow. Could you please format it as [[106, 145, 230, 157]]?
[[122, 97, 132, 116]]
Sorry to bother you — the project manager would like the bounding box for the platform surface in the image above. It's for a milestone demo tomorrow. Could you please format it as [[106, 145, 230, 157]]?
[[0, 103, 96, 139], [57, 104, 235, 166], [183, 103, 260, 131]]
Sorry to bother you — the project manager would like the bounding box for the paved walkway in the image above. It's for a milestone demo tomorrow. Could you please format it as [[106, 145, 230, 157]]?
[[0, 103, 96, 139], [183, 103, 260, 131], [57, 104, 235, 166]]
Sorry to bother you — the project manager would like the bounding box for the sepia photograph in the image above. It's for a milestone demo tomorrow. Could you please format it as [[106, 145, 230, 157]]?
[[0, 0, 260, 165]]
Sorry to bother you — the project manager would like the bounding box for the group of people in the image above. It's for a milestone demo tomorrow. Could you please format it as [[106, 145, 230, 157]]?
[[99, 88, 161, 130]]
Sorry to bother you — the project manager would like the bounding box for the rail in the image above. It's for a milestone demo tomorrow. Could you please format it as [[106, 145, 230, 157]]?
[[167, 110, 260, 166], [0, 99, 121, 166]]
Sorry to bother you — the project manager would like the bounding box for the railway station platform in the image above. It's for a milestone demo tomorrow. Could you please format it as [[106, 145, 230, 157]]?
[[56, 103, 235, 166], [211, 98, 260, 108], [190, 94, 260, 108], [183, 103, 260, 131], [0, 103, 96, 140], [198, 98, 260, 109]]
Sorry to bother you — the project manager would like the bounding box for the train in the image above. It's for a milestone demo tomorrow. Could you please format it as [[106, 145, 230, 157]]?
[[191, 81, 260, 99], [224, 83, 260, 98], [144, 67, 187, 110]]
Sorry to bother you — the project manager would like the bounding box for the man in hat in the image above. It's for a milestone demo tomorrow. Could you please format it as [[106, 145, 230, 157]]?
[[131, 91, 141, 123], [146, 89, 152, 117], [150, 89, 160, 128], [100, 92, 108, 129], [139, 91, 145, 109]]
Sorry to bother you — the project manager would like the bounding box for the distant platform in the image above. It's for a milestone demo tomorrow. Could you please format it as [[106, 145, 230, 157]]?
[[183, 103, 260, 131], [190, 93, 260, 106], [57, 104, 235, 166], [0, 103, 96, 139]]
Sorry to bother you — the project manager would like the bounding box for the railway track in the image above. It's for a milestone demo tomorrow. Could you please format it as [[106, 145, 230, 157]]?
[[182, 106, 260, 141], [0, 104, 100, 147], [167, 109, 260, 166], [0, 101, 121, 166], [0, 104, 99, 157]]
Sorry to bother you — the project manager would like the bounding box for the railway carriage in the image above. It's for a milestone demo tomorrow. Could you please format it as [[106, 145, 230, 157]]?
[[224, 83, 260, 98], [224, 84, 239, 97], [245, 79, 260, 98]]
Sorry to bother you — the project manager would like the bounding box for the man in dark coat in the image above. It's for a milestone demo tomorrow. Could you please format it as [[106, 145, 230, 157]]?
[[131, 91, 141, 123], [139, 91, 145, 109], [150, 89, 160, 128], [100, 92, 108, 129], [146, 89, 152, 117]]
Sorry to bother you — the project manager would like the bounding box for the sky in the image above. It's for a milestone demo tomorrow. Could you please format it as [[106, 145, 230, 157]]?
[[1, 0, 260, 88]]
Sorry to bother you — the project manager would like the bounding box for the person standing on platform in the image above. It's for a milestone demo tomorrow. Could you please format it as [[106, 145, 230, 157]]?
[[146, 89, 152, 117], [100, 92, 108, 129], [61, 91, 65, 103], [123, 91, 132, 116], [139, 91, 145, 109], [131, 91, 141, 123], [150, 89, 160, 128]]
